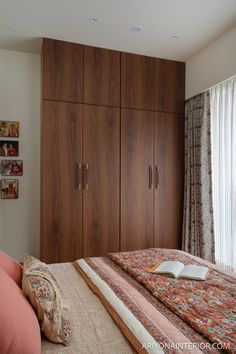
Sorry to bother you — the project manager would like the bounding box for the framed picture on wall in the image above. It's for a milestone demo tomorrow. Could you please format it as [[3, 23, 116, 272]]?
[[0, 141, 19, 157], [1, 160, 23, 176], [0, 121, 19, 137], [1, 179, 19, 199]]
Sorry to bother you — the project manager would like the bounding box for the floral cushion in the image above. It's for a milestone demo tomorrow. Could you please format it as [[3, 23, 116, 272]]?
[[22, 254, 72, 345]]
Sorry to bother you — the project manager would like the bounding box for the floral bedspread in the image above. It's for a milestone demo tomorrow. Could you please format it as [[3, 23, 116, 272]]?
[[108, 248, 236, 353]]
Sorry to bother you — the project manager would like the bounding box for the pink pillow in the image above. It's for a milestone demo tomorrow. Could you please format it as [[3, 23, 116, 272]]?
[[0, 268, 41, 354], [0, 250, 23, 287]]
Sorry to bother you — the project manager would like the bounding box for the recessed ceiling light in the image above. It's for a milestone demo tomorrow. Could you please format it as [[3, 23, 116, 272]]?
[[89, 17, 99, 24], [8, 26, 16, 32], [131, 25, 143, 33], [171, 35, 179, 40]]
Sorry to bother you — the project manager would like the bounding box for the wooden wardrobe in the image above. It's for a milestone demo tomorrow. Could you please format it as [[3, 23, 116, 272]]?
[[41, 38, 185, 263]]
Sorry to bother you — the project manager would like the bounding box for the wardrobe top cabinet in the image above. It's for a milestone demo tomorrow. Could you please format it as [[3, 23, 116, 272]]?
[[121, 52, 155, 111], [121, 52, 185, 113], [155, 59, 185, 114], [42, 38, 185, 113], [42, 38, 83, 103], [84, 45, 120, 107]]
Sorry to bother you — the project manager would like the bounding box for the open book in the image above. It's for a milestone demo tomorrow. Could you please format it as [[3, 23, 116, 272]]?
[[149, 261, 209, 280]]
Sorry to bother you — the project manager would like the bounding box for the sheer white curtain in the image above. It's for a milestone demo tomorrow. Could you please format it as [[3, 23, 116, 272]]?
[[210, 76, 236, 272]]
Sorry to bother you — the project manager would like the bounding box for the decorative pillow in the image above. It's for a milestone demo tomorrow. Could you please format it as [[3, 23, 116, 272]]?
[[22, 254, 72, 345], [0, 267, 41, 354], [0, 250, 23, 287]]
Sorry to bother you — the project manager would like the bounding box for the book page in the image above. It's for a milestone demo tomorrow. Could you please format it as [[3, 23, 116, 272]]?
[[179, 265, 209, 280], [153, 261, 184, 278]]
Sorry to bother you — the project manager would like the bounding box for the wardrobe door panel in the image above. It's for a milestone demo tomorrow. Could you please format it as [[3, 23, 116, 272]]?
[[121, 53, 155, 110], [155, 59, 185, 113], [83, 105, 120, 257], [42, 38, 83, 103], [121, 109, 154, 251], [154, 112, 184, 249], [41, 101, 83, 263], [84, 46, 120, 106]]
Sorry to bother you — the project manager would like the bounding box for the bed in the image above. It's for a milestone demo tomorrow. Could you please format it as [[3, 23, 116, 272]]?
[[42, 248, 236, 354], [0, 248, 235, 354]]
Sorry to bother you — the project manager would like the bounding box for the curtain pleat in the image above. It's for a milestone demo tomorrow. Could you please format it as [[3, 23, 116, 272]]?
[[182, 91, 215, 263], [210, 76, 236, 272]]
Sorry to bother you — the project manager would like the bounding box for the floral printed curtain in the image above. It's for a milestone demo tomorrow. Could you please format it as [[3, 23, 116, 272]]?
[[182, 91, 215, 263]]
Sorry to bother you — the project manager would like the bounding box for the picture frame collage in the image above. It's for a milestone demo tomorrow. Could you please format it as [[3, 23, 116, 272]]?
[[0, 121, 21, 199]]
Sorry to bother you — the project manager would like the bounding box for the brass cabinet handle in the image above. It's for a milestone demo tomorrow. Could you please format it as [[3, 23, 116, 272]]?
[[155, 165, 159, 189], [76, 163, 82, 190], [149, 166, 153, 189], [85, 163, 89, 190]]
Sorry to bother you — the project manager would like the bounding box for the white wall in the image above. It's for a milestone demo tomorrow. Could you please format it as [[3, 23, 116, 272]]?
[[186, 26, 236, 99], [0, 49, 40, 261]]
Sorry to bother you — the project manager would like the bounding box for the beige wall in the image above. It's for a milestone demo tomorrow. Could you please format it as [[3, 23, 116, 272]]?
[[186, 26, 236, 99], [0, 48, 40, 261]]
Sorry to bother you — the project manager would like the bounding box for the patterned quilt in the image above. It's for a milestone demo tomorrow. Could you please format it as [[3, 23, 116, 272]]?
[[108, 248, 236, 353]]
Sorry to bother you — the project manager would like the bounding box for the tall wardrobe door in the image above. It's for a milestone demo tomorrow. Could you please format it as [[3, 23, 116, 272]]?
[[41, 101, 83, 263], [83, 105, 120, 257], [154, 112, 184, 249], [121, 109, 154, 251]]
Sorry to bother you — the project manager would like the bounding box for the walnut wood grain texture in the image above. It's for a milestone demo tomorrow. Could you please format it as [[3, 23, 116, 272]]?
[[41, 100, 83, 263], [154, 112, 184, 249], [121, 109, 154, 251], [41, 39, 186, 258], [83, 105, 120, 257], [42, 38, 83, 103], [121, 53, 155, 110], [84, 46, 120, 107], [155, 59, 185, 113]]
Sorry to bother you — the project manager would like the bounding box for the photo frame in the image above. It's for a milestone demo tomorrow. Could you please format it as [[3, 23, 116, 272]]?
[[0, 121, 19, 137], [1, 179, 19, 199], [0, 141, 19, 157], [1, 160, 23, 176]]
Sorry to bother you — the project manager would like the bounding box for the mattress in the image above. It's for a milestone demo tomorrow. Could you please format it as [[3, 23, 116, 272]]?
[[41, 262, 133, 354]]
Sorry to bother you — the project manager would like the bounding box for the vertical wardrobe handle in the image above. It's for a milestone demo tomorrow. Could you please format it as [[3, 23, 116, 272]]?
[[149, 166, 153, 189], [85, 163, 89, 190], [76, 163, 82, 190], [155, 165, 159, 189]]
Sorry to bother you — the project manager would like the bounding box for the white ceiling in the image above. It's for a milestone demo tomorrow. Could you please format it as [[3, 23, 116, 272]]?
[[0, 0, 236, 61]]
